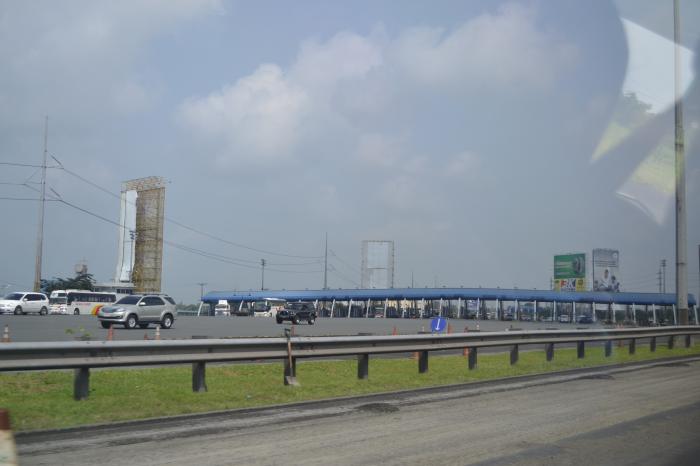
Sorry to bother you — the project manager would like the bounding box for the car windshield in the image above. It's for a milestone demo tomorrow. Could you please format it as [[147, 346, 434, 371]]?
[[50, 297, 67, 304], [2, 293, 23, 301], [115, 296, 141, 305]]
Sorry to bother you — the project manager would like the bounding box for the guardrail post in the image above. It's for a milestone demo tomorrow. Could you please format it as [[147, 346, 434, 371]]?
[[577, 341, 585, 359], [510, 345, 519, 365], [357, 354, 369, 379], [668, 336, 675, 349], [73, 368, 90, 400], [468, 348, 477, 370], [629, 338, 636, 355], [605, 340, 612, 357], [650, 337, 657, 352], [192, 362, 207, 392], [545, 343, 554, 362], [685, 335, 692, 348], [418, 351, 429, 373], [284, 357, 297, 384]]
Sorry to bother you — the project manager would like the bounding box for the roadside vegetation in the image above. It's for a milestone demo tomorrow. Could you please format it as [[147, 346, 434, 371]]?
[[1, 343, 699, 432]]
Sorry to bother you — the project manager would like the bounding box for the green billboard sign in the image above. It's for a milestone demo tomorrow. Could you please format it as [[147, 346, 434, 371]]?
[[554, 254, 586, 279]]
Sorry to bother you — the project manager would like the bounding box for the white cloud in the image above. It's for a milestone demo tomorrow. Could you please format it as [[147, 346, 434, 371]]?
[[444, 152, 480, 177], [291, 31, 384, 93], [389, 3, 578, 91], [0, 0, 223, 123], [354, 133, 404, 168], [179, 64, 309, 163], [177, 2, 577, 171]]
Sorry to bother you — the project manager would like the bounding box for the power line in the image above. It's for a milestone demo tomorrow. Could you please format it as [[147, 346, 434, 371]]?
[[53, 196, 322, 275], [54, 160, 323, 260], [327, 262, 360, 287], [0, 161, 59, 169], [329, 249, 361, 274]]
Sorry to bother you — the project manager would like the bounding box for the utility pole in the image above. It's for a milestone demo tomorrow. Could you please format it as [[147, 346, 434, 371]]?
[[674, 0, 688, 325], [260, 259, 266, 291], [33, 116, 48, 292], [657, 264, 663, 293], [197, 282, 207, 300], [323, 232, 328, 290], [661, 259, 667, 293]]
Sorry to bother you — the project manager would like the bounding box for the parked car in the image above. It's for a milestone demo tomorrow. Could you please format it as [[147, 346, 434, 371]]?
[[558, 314, 571, 323], [0, 292, 49, 315], [96, 294, 176, 329], [577, 315, 594, 324], [276, 302, 317, 325]]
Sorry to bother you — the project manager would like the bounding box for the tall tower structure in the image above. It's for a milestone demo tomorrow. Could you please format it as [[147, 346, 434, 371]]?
[[114, 176, 166, 293], [361, 240, 395, 289]]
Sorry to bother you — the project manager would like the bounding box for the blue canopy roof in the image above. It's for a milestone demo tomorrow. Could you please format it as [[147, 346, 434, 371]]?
[[203, 287, 697, 307]]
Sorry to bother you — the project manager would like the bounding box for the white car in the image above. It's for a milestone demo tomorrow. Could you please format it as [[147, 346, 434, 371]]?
[[0, 292, 50, 315]]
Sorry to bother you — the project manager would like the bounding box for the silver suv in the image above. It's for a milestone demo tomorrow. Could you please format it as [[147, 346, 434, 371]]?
[[96, 294, 176, 329]]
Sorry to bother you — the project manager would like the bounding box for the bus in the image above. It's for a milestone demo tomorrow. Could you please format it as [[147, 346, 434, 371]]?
[[49, 290, 118, 315]]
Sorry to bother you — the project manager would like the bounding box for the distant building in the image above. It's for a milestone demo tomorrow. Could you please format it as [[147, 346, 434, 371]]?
[[361, 240, 394, 289]]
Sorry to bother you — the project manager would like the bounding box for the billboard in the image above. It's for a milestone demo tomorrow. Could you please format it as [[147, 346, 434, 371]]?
[[592, 248, 620, 292], [553, 253, 586, 291], [361, 240, 395, 289]]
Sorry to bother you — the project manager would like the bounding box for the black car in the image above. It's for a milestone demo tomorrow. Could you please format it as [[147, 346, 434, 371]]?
[[577, 315, 594, 324], [276, 302, 317, 325]]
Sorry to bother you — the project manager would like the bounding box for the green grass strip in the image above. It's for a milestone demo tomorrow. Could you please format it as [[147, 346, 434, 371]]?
[[2, 343, 699, 432]]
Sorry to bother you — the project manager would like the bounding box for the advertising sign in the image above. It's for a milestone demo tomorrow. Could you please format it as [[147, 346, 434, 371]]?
[[592, 249, 620, 292], [553, 253, 586, 291]]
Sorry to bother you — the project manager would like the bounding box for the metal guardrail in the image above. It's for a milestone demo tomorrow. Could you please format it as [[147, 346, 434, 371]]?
[[0, 327, 698, 400]]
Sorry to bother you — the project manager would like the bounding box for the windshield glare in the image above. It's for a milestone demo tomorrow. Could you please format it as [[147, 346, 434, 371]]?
[[115, 296, 141, 305]]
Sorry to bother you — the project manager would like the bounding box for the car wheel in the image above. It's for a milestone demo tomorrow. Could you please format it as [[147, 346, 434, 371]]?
[[40, 307, 48, 315], [292, 316, 300, 325], [100, 321, 111, 329], [124, 314, 138, 329], [139, 323, 149, 329], [308, 317, 315, 325], [74, 308, 80, 315], [276, 317, 283, 324], [161, 314, 173, 329], [14, 306, 22, 315]]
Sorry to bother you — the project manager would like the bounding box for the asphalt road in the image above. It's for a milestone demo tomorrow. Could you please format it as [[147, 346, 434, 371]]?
[[0, 314, 601, 341], [17, 358, 700, 465]]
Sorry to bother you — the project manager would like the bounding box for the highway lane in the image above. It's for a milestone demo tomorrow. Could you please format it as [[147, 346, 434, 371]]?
[[0, 314, 602, 342], [17, 358, 700, 465]]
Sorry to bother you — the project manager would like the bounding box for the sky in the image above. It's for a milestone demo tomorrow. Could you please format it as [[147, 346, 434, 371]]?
[[1, 0, 699, 304]]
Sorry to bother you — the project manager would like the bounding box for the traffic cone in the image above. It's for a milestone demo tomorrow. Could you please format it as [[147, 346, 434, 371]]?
[[291, 325, 295, 337], [143, 332, 149, 340], [106, 324, 114, 341], [476, 323, 480, 331], [155, 325, 161, 341], [0, 409, 18, 465], [1, 325, 9, 343], [447, 323, 453, 334], [392, 326, 397, 336]]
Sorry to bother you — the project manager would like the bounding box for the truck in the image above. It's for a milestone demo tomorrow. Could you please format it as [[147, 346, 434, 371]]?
[[214, 300, 230, 316]]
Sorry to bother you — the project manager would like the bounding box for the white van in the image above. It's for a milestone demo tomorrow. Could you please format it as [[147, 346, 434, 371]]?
[[0, 292, 50, 315]]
